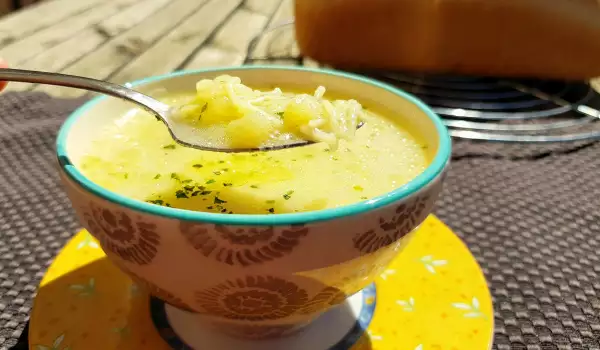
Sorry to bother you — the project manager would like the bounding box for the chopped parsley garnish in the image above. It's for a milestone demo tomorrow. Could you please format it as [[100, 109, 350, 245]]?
[[200, 190, 212, 195], [331, 156, 339, 161], [163, 144, 176, 150], [147, 199, 164, 205], [206, 206, 213, 209], [283, 190, 294, 200], [192, 164, 203, 168], [154, 174, 161, 179], [222, 168, 229, 172], [250, 185, 259, 189], [213, 171, 221, 175], [218, 160, 225, 164], [214, 197, 227, 204], [198, 103, 208, 120], [175, 190, 188, 199], [251, 153, 259, 157], [191, 191, 200, 197], [182, 179, 193, 184], [360, 196, 368, 200], [223, 183, 232, 187], [221, 208, 227, 213], [276, 112, 284, 118], [266, 200, 275, 204], [184, 185, 195, 191], [324, 148, 331, 152], [353, 185, 364, 191], [268, 208, 275, 213], [171, 173, 180, 181], [206, 179, 216, 184]]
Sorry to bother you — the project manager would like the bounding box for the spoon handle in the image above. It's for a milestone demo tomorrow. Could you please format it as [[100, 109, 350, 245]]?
[[0, 68, 169, 116]]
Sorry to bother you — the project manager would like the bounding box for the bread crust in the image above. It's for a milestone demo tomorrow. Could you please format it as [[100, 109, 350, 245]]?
[[295, 0, 600, 80]]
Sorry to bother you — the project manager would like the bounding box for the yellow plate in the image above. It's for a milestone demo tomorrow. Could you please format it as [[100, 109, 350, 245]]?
[[29, 216, 493, 350]]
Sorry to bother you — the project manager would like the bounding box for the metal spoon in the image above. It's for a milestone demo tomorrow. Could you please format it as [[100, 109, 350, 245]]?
[[0, 68, 363, 152]]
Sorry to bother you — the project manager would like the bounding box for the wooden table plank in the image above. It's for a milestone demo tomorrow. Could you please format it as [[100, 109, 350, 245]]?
[[109, 0, 242, 85], [183, 1, 282, 70], [244, 0, 282, 16], [34, 0, 211, 97], [0, 0, 104, 46], [97, 0, 172, 37], [5, 0, 172, 92], [0, 0, 139, 65]]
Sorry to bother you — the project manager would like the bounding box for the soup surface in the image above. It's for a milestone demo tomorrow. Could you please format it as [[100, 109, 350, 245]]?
[[79, 79, 430, 215]]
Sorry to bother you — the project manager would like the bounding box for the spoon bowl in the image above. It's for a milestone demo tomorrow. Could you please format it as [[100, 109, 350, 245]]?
[[0, 68, 363, 152]]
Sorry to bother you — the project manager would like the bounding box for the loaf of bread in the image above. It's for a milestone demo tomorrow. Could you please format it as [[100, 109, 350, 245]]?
[[295, 0, 600, 80]]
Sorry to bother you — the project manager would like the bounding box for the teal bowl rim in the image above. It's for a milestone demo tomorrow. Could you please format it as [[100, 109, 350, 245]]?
[[56, 65, 451, 226]]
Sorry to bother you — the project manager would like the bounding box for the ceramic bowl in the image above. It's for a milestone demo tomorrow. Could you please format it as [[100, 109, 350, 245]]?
[[56, 66, 451, 339]]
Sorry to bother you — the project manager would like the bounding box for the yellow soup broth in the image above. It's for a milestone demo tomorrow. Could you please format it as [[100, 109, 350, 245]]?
[[79, 91, 431, 215]]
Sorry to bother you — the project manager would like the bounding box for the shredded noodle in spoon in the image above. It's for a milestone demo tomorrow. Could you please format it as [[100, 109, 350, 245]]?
[[170, 75, 364, 150]]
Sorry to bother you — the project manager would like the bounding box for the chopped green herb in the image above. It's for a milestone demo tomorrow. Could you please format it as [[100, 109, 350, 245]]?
[[206, 206, 214, 210], [163, 144, 176, 150], [324, 148, 331, 152], [154, 174, 161, 179], [213, 171, 221, 175], [196, 185, 206, 190], [192, 164, 203, 168], [182, 179, 193, 184], [251, 153, 259, 157], [201, 103, 208, 113], [291, 159, 297, 162], [184, 185, 195, 191], [214, 197, 227, 204], [360, 196, 368, 200], [283, 190, 294, 200], [147, 199, 164, 205], [331, 156, 339, 161], [221, 208, 227, 213], [223, 183, 233, 187], [175, 190, 188, 199], [353, 185, 364, 191], [171, 173, 180, 181], [191, 191, 200, 197], [206, 179, 216, 184], [228, 211, 234, 214], [165, 203, 172, 207], [200, 190, 212, 195], [268, 208, 275, 213], [276, 112, 284, 118], [266, 200, 275, 204], [218, 160, 225, 164], [222, 168, 229, 172], [250, 185, 259, 189]]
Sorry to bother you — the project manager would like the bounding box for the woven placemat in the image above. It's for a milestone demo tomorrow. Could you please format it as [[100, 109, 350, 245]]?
[[1, 92, 600, 350]]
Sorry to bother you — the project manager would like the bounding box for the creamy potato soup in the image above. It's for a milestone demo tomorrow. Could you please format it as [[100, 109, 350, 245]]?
[[79, 76, 431, 215]]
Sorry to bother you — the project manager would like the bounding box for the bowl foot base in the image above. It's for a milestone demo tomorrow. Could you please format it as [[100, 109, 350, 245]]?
[[152, 284, 377, 350]]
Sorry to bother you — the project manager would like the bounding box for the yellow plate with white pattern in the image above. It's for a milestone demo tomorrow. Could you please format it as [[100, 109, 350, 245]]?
[[29, 215, 493, 350]]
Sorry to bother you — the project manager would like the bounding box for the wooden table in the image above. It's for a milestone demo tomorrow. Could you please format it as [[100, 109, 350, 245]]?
[[0, 0, 308, 98]]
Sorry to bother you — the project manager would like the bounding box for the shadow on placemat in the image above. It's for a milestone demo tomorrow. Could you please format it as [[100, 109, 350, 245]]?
[[8, 323, 28, 350]]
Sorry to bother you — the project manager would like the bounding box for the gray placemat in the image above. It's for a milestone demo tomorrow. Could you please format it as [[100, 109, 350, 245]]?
[[1, 92, 599, 350]]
